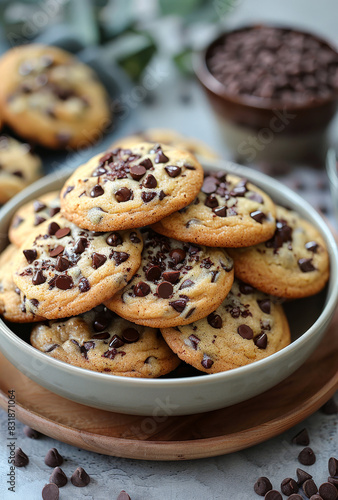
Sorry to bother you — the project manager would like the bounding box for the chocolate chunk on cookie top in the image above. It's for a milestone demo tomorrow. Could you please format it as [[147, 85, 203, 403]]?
[[0, 44, 110, 149], [228, 206, 330, 298], [60, 142, 204, 231], [31, 306, 180, 377], [13, 214, 143, 319], [151, 172, 276, 247], [105, 229, 234, 328], [161, 279, 290, 373]]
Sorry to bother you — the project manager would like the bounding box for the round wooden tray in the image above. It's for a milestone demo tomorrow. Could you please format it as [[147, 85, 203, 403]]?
[[0, 310, 337, 461]]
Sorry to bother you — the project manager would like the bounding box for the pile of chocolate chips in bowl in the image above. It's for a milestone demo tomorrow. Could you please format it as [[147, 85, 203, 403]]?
[[207, 25, 338, 104]]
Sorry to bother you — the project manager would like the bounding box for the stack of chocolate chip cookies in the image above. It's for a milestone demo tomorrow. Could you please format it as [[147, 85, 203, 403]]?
[[1, 140, 330, 377]]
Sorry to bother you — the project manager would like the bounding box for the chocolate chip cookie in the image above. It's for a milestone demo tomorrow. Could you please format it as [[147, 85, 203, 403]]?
[[0, 135, 41, 204], [30, 306, 180, 377], [0, 44, 110, 149], [9, 190, 60, 247], [161, 279, 290, 373], [0, 245, 44, 322], [13, 214, 143, 319], [228, 206, 330, 298], [105, 229, 234, 328], [111, 128, 219, 159], [60, 142, 204, 231], [152, 171, 276, 247]]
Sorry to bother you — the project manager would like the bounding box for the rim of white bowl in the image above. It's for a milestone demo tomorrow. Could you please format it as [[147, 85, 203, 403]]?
[[0, 159, 337, 388]]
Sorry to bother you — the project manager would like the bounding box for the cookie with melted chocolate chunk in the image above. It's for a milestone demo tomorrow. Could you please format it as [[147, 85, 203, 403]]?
[[60, 142, 204, 231], [0, 44, 110, 149], [151, 172, 276, 247], [105, 229, 234, 328], [228, 206, 329, 298], [13, 214, 143, 319], [31, 306, 180, 377], [9, 191, 60, 247], [161, 279, 290, 373]]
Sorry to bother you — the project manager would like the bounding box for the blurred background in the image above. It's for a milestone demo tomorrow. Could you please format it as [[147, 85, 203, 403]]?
[[0, 0, 337, 224]]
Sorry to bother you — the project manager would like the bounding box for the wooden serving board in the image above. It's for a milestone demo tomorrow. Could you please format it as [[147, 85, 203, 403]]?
[[0, 310, 337, 461]]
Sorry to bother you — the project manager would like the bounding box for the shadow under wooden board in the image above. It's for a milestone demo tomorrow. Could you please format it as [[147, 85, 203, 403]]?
[[0, 309, 337, 461]]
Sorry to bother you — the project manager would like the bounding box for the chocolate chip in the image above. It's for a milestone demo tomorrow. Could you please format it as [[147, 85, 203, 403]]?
[[305, 241, 319, 253], [213, 206, 227, 217], [71, 467, 90, 487], [328, 477, 338, 488], [117, 491, 131, 500], [12, 215, 24, 228], [319, 483, 338, 500], [74, 237, 88, 254], [122, 328, 140, 343], [55, 274, 73, 290], [23, 426, 40, 439], [110, 335, 125, 348], [162, 271, 180, 283], [49, 467, 67, 487], [202, 177, 217, 194], [93, 332, 110, 340], [159, 190, 166, 200], [44, 448, 63, 467], [201, 355, 214, 369], [328, 457, 338, 477], [179, 279, 194, 290], [139, 158, 152, 169], [298, 258, 316, 272], [257, 299, 271, 314], [321, 399, 338, 415], [297, 468, 312, 485], [55, 256, 70, 272], [78, 277, 90, 292], [50, 207, 60, 217], [33, 214, 46, 226], [90, 184, 104, 197], [63, 186, 74, 198], [157, 281, 173, 298], [239, 282, 255, 294], [265, 491, 282, 500], [298, 447, 316, 466], [32, 270, 46, 285], [50, 245, 64, 257], [165, 165, 181, 177], [142, 173, 157, 188], [134, 281, 150, 296], [142, 191, 156, 202], [303, 479, 318, 497], [231, 186, 246, 197], [169, 298, 188, 312], [111, 251, 129, 265], [169, 248, 186, 264], [292, 428, 310, 446], [115, 187, 132, 202], [92, 166, 107, 176], [287, 495, 303, 500], [237, 324, 253, 339], [254, 477, 273, 496], [48, 222, 60, 235], [42, 483, 59, 500], [107, 232, 123, 246], [189, 334, 200, 349], [92, 252, 107, 269], [155, 150, 169, 163], [129, 232, 141, 244], [23, 248, 37, 264], [146, 265, 161, 281], [254, 333, 268, 349], [248, 192, 264, 203], [30, 298, 39, 307], [281, 478, 299, 496], [207, 312, 222, 328], [128, 164, 146, 180], [14, 448, 29, 467], [46, 344, 59, 352], [55, 227, 70, 239], [250, 210, 266, 223], [205, 194, 219, 208], [34, 200, 46, 212]]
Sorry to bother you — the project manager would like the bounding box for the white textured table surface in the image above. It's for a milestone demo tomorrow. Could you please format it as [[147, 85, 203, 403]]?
[[1, 0, 338, 499]]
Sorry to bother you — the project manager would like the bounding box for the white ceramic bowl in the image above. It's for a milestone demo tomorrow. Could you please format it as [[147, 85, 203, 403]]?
[[0, 160, 337, 416]]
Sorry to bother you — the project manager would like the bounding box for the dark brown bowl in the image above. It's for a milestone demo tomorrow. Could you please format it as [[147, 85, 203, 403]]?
[[194, 25, 338, 136]]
